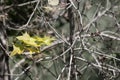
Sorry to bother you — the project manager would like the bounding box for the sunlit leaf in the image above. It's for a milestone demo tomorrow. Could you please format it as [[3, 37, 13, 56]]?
[[34, 36, 55, 45], [10, 45, 23, 56], [34, 36, 44, 42], [16, 32, 40, 47], [11, 32, 55, 56], [42, 36, 55, 45]]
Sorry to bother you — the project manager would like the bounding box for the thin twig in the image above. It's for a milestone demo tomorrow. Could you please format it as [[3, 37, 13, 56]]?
[[4, 0, 37, 10], [57, 65, 67, 80]]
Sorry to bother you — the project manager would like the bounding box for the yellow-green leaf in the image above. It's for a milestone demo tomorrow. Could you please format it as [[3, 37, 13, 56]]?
[[34, 36, 55, 45], [26, 47, 40, 54], [16, 32, 40, 47], [10, 45, 23, 56], [42, 36, 55, 45], [34, 36, 43, 42], [11, 32, 55, 56]]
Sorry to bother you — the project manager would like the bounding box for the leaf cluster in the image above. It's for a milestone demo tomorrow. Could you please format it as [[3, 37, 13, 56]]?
[[11, 32, 55, 56]]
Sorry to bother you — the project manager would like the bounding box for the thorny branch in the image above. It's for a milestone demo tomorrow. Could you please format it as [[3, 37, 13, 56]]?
[[1, 0, 120, 80]]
